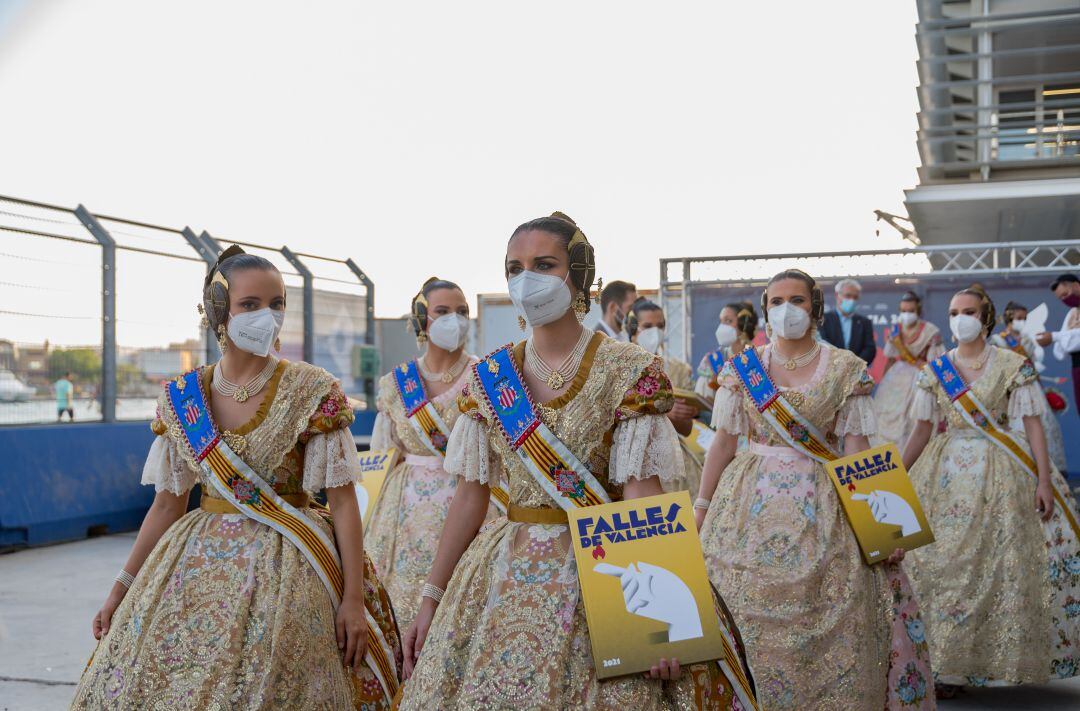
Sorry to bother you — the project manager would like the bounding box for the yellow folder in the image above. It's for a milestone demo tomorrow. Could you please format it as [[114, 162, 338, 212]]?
[[568, 491, 727, 679], [826, 442, 935, 564], [355, 448, 398, 526]]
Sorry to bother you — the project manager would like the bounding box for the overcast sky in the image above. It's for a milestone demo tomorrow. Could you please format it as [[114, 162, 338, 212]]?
[[0, 1, 919, 346]]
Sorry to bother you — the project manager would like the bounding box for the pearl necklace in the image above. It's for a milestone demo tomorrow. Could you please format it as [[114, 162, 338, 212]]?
[[953, 345, 991, 371], [213, 356, 278, 403], [418, 351, 470, 384], [525, 327, 592, 391], [771, 341, 821, 371]]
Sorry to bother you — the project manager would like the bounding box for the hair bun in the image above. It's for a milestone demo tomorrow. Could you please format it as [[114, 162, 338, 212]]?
[[550, 211, 577, 225]]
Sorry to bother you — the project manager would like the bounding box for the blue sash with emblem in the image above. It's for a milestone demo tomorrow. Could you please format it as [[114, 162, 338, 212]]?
[[706, 349, 725, 376], [473, 345, 610, 511]]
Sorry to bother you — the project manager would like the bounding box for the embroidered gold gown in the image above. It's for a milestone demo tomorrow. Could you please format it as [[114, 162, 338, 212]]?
[[905, 346, 1080, 686], [71, 361, 401, 710], [872, 320, 944, 449], [398, 334, 757, 710], [365, 357, 499, 632], [700, 344, 935, 710], [663, 355, 705, 496]]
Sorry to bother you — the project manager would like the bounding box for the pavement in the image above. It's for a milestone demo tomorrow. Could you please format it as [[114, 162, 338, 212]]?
[[2, 535, 1080, 710]]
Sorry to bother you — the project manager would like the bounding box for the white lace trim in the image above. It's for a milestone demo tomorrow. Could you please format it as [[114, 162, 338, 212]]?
[[1008, 380, 1047, 420], [834, 394, 877, 438], [141, 436, 199, 496], [302, 427, 362, 493], [710, 385, 748, 435], [444, 415, 501, 487], [883, 339, 899, 359], [369, 411, 397, 451], [608, 414, 684, 484], [909, 386, 938, 423]]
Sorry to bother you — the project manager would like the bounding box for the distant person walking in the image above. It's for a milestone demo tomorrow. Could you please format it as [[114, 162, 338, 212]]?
[[820, 278, 877, 364], [54, 371, 74, 422], [1036, 273, 1080, 419]]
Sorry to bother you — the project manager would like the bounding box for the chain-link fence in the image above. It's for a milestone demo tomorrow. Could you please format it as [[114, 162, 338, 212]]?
[[0, 195, 375, 426]]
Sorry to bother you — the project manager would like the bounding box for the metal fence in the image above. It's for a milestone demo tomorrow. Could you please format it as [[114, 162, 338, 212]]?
[[0, 195, 375, 426]]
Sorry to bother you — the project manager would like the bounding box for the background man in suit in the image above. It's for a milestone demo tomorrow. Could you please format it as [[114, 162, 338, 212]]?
[[595, 280, 637, 341], [820, 278, 877, 364]]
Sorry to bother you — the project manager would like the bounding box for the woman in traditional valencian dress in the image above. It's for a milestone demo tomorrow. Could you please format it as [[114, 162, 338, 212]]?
[[696, 269, 934, 710], [72, 247, 400, 710], [695, 302, 757, 399], [626, 299, 706, 494], [989, 300, 1067, 473], [365, 277, 502, 632], [903, 287, 1080, 696], [871, 291, 944, 449], [398, 213, 758, 710]]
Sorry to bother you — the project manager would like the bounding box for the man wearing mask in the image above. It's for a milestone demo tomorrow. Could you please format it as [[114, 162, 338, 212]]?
[[595, 280, 637, 342], [1036, 273, 1080, 418], [819, 278, 877, 364]]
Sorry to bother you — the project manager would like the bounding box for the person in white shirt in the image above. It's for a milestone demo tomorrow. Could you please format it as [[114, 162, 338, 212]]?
[[593, 279, 637, 341], [1036, 273, 1080, 419]]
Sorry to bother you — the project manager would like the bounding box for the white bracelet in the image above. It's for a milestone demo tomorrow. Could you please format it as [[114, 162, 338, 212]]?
[[693, 497, 711, 511], [115, 569, 136, 589], [421, 582, 445, 604]]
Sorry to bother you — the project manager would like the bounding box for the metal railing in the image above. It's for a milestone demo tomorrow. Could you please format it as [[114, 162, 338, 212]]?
[[0, 194, 375, 425], [658, 239, 1080, 360]]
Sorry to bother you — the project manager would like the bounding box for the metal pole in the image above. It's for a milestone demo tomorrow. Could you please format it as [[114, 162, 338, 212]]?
[[681, 259, 692, 365], [281, 246, 314, 364], [199, 230, 223, 258], [74, 205, 117, 423], [345, 258, 376, 407], [182, 227, 220, 364]]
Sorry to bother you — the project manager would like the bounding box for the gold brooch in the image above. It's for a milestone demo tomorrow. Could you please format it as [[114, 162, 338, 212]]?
[[222, 431, 247, 455], [174, 375, 187, 392], [487, 358, 500, 375]]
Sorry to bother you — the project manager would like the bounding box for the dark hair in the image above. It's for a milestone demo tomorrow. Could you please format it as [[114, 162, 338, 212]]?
[[624, 298, 662, 339], [410, 277, 463, 336], [900, 290, 922, 316], [509, 213, 596, 313], [600, 280, 637, 314], [954, 285, 996, 335], [202, 246, 280, 331], [1051, 273, 1079, 291], [1002, 300, 1027, 325], [723, 301, 758, 341], [760, 269, 824, 324], [64, 371, 72, 378]]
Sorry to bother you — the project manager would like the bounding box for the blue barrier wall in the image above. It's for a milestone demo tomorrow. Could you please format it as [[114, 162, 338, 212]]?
[[1, 411, 378, 549]]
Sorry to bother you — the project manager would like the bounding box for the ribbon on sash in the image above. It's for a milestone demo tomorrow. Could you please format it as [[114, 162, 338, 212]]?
[[393, 360, 509, 513], [730, 348, 839, 464], [929, 355, 1080, 538], [889, 324, 922, 367], [472, 345, 611, 513], [165, 370, 399, 700]]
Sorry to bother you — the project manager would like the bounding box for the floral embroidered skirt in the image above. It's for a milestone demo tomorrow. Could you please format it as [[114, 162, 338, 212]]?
[[399, 518, 754, 710], [71, 508, 400, 710], [906, 432, 1080, 685], [871, 361, 922, 449], [700, 445, 935, 710]]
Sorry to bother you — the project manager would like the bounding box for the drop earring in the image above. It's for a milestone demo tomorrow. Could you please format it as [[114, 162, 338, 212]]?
[[217, 324, 229, 353], [518, 316, 527, 331], [573, 292, 587, 322]]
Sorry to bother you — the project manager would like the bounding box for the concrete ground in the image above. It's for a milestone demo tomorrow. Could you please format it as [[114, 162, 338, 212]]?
[[2, 535, 1080, 710]]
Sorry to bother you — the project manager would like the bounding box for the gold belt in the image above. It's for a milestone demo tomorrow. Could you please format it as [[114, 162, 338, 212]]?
[[200, 492, 310, 514], [507, 503, 568, 525]]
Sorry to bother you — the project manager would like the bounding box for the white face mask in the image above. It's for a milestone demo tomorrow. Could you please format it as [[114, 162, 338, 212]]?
[[898, 312, 918, 327], [507, 270, 573, 328], [428, 313, 469, 351], [949, 314, 984, 344], [715, 323, 738, 348], [227, 307, 285, 357], [1011, 319, 1026, 332], [767, 302, 811, 340], [637, 327, 664, 354]]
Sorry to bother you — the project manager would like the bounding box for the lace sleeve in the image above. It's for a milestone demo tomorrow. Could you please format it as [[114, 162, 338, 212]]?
[[926, 335, 946, 362], [710, 362, 747, 435], [443, 414, 503, 487], [608, 414, 685, 484], [369, 411, 400, 452], [1008, 381, 1047, 420], [141, 434, 199, 496], [302, 427, 362, 492], [883, 338, 899, 358], [835, 395, 876, 438], [909, 370, 938, 423]]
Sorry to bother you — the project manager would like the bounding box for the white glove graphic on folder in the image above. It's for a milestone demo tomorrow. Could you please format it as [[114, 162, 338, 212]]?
[[594, 561, 704, 642], [852, 490, 922, 536]]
